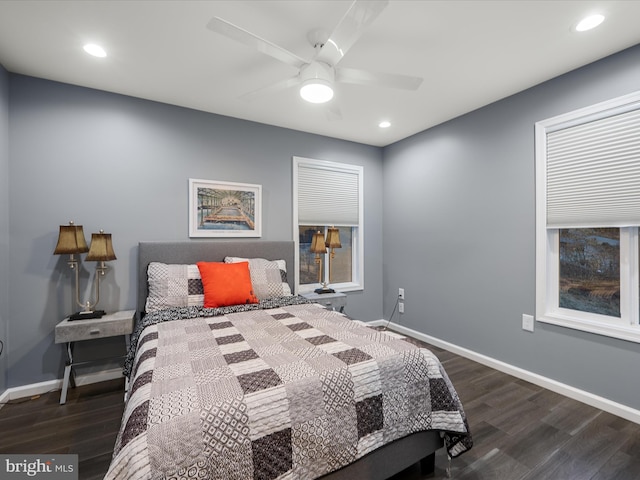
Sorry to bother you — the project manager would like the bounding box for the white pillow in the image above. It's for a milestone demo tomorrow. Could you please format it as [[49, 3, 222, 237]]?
[[224, 257, 292, 300], [145, 262, 204, 313]]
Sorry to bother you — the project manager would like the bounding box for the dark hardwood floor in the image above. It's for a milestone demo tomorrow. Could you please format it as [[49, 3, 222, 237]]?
[[1, 339, 639, 480], [0, 378, 125, 480], [390, 342, 640, 480]]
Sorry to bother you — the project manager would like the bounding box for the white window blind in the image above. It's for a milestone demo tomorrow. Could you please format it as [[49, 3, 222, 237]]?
[[296, 160, 361, 226], [546, 107, 640, 228]]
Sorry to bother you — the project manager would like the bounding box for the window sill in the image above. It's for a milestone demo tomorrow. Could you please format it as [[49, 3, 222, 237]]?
[[537, 312, 640, 344]]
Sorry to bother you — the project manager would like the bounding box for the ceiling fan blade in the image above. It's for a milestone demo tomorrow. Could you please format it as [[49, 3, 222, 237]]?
[[314, 0, 389, 66], [336, 67, 423, 90], [238, 76, 301, 102], [207, 16, 307, 69]]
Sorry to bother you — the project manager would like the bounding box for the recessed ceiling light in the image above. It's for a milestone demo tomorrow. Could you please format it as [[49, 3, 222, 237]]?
[[379, 121, 391, 128], [83, 43, 107, 58], [575, 14, 605, 32]]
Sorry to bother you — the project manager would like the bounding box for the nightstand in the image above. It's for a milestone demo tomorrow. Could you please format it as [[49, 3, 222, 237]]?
[[302, 291, 347, 313], [55, 309, 134, 405]]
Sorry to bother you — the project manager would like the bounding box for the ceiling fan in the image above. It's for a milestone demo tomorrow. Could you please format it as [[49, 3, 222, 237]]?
[[206, 0, 423, 113]]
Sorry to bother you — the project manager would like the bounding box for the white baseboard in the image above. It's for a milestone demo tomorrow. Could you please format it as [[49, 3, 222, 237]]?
[[0, 368, 124, 407], [0, 388, 9, 409], [368, 319, 640, 425]]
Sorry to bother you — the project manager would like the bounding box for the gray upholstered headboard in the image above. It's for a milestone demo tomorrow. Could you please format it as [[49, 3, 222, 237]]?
[[137, 241, 295, 317]]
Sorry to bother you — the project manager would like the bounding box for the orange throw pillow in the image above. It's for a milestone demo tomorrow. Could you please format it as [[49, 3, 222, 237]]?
[[197, 261, 259, 308]]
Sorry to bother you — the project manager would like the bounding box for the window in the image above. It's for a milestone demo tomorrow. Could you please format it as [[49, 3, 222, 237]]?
[[535, 91, 640, 343], [559, 228, 620, 317], [293, 157, 363, 293]]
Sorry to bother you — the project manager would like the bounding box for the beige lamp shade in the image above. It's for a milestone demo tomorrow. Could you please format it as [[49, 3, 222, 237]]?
[[53, 222, 89, 255], [325, 227, 342, 249], [85, 231, 117, 261], [310, 231, 327, 254]]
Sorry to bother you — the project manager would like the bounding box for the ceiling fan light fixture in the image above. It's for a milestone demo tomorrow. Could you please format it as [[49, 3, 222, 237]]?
[[299, 62, 335, 104], [300, 79, 334, 104]]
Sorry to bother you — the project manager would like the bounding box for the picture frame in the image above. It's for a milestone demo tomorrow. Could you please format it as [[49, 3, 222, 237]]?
[[188, 178, 262, 238]]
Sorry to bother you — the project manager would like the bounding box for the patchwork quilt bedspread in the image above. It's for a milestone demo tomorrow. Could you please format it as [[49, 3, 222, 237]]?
[[106, 299, 472, 480]]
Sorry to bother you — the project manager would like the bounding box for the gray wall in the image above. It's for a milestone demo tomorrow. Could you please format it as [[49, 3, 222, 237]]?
[[7, 74, 383, 387], [0, 64, 8, 393], [383, 44, 640, 410], [5, 42, 640, 413]]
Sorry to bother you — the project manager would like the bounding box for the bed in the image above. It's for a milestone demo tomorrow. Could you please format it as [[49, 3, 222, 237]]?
[[106, 240, 471, 480]]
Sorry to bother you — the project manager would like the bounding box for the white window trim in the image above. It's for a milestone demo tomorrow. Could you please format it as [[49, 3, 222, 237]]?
[[535, 91, 640, 343], [293, 156, 364, 294]]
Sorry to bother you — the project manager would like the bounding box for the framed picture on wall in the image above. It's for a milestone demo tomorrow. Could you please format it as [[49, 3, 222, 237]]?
[[189, 178, 262, 237]]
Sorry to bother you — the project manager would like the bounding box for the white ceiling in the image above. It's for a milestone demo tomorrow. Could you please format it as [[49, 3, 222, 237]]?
[[1, 1, 639, 147]]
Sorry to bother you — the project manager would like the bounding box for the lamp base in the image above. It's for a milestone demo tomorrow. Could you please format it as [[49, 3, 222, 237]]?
[[69, 309, 106, 321], [314, 287, 335, 294]]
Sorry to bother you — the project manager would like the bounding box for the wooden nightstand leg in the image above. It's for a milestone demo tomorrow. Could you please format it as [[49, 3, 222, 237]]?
[[59, 342, 74, 405]]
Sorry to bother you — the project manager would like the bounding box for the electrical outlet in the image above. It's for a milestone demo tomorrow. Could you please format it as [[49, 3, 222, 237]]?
[[399, 302, 404, 314], [522, 314, 534, 332], [398, 288, 405, 300]]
